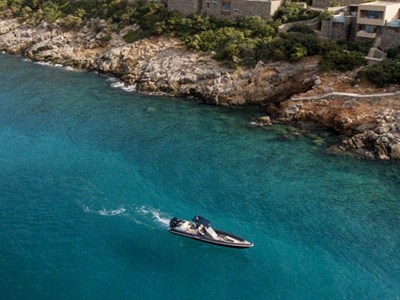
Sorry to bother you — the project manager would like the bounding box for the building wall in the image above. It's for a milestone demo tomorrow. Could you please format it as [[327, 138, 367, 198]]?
[[201, 0, 283, 19], [167, 0, 202, 15], [320, 17, 357, 40], [381, 27, 400, 49], [270, 0, 283, 16], [357, 2, 400, 26]]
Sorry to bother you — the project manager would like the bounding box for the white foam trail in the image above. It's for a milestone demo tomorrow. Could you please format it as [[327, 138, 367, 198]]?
[[78, 202, 126, 216], [82, 205, 91, 213], [137, 206, 170, 227], [152, 211, 170, 227], [78, 201, 143, 224], [77, 199, 169, 227], [98, 207, 126, 216]]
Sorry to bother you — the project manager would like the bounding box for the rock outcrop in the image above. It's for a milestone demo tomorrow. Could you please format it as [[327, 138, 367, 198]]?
[[0, 18, 319, 105], [270, 82, 400, 160]]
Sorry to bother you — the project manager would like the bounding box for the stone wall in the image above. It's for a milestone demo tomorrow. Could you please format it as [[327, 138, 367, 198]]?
[[167, 0, 202, 15], [320, 16, 357, 41], [381, 27, 400, 49], [280, 17, 321, 32], [201, 0, 282, 19]]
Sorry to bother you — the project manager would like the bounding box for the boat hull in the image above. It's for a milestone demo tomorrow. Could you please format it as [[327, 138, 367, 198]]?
[[168, 228, 253, 249]]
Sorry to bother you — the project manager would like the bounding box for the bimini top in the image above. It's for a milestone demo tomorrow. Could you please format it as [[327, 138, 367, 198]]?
[[192, 216, 211, 227]]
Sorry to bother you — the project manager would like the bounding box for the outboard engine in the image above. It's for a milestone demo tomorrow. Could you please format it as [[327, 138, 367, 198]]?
[[169, 217, 181, 228]]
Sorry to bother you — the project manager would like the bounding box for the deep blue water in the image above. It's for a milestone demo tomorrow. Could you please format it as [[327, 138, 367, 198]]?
[[0, 53, 399, 299]]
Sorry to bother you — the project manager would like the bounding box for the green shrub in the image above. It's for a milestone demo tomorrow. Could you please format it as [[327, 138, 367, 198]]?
[[287, 25, 315, 35], [235, 16, 277, 38], [359, 59, 400, 87], [387, 46, 400, 59], [123, 29, 151, 43], [42, 1, 66, 23], [273, 1, 320, 23], [318, 11, 333, 21], [57, 15, 83, 29], [336, 40, 372, 55], [321, 50, 366, 71], [330, 0, 340, 7]]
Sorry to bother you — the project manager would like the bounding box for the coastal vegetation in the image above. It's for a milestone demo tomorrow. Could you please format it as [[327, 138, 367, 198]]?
[[0, 0, 380, 76], [359, 45, 400, 87], [273, 1, 320, 23]]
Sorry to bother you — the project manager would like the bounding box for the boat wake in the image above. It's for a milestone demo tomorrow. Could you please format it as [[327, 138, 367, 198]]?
[[137, 206, 170, 228], [78, 200, 170, 228], [81, 204, 127, 216]]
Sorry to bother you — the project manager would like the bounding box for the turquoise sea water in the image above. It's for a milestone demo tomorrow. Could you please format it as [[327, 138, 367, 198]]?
[[0, 53, 399, 299]]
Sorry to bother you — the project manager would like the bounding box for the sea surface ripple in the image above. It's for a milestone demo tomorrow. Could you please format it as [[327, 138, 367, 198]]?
[[0, 53, 399, 299]]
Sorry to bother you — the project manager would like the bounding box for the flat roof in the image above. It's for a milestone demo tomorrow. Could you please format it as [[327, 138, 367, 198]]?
[[359, 1, 400, 7], [333, 15, 346, 22], [387, 19, 400, 27]]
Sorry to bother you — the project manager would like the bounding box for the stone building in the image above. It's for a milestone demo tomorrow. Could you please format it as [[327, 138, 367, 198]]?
[[200, 0, 283, 19], [356, 1, 400, 40], [320, 14, 358, 40], [319, 1, 400, 49], [166, 0, 283, 19], [381, 23, 400, 48], [167, 0, 202, 15]]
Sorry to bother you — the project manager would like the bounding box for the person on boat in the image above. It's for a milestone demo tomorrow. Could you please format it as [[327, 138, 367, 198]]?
[[198, 224, 205, 235]]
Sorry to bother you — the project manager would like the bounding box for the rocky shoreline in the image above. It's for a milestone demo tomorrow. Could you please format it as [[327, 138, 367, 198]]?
[[269, 76, 400, 160], [0, 18, 318, 105], [1, 18, 399, 160]]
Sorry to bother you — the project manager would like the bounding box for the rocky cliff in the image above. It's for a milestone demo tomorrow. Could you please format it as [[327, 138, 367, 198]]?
[[270, 72, 400, 160], [0, 18, 319, 105]]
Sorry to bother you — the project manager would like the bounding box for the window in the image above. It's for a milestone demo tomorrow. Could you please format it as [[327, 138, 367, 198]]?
[[360, 10, 382, 19], [366, 11, 379, 19], [206, 1, 210, 8], [222, 2, 231, 11], [364, 25, 377, 33]]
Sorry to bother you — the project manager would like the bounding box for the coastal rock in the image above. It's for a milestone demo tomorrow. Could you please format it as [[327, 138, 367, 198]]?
[[0, 18, 319, 106], [274, 94, 400, 160], [389, 143, 400, 159], [251, 116, 272, 127], [0, 19, 20, 35]]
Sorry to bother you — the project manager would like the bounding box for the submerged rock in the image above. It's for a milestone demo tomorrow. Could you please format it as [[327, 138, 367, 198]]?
[[250, 116, 272, 127]]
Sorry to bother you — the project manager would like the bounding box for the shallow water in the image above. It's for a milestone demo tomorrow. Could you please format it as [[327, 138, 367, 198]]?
[[0, 53, 399, 299]]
